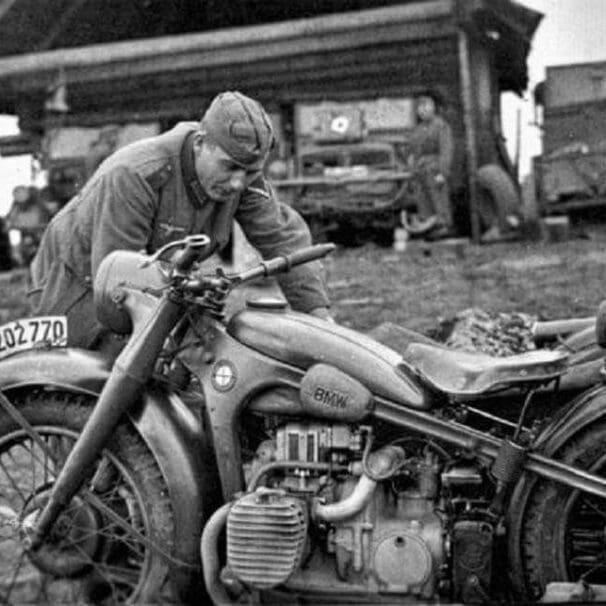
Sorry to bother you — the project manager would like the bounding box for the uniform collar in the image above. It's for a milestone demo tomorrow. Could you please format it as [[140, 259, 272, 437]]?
[[181, 131, 210, 210]]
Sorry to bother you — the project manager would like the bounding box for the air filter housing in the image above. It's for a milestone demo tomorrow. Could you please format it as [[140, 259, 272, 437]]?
[[226, 489, 307, 589]]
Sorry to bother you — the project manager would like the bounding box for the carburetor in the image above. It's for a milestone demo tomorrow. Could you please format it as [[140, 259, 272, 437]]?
[[245, 422, 362, 492]]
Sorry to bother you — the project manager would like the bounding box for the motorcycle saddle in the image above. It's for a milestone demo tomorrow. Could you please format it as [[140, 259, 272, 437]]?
[[403, 343, 570, 395]]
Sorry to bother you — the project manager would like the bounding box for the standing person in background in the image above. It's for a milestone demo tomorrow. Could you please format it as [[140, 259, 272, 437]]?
[[0, 214, 12, 271], [405, 91, 456, 240], [6, 186, 49, 266]]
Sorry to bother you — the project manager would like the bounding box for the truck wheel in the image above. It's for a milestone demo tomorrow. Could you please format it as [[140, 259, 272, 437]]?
[[0, 391, 175, 605], [476, 164, 522, 232]]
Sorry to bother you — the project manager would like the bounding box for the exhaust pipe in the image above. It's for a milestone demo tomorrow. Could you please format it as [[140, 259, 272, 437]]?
[[313, 445, 405, 522], [200, 503, 234, 606]]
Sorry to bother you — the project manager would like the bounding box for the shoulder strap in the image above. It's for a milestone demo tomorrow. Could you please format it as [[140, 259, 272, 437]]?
[[144, 161, 174, 191]]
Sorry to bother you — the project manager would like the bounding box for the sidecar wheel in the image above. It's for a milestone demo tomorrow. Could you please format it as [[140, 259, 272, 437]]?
[[0, 390, 176, 605], [511, 421, 606, 600]]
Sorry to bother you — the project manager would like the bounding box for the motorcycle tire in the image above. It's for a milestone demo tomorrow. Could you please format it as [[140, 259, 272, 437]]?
[[0, 390, 175, 605], [510, 420, 606, 601]]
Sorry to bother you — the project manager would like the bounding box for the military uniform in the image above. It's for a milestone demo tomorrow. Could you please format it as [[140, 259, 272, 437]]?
[[30, 121, 329, 348], [408, 114, 454, 229]]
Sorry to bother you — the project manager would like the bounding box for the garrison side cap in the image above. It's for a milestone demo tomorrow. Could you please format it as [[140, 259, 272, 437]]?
[[200, 91, 274, 169]]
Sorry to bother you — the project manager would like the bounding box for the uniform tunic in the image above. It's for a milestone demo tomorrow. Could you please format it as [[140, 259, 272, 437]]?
[[408, 115, 454, 227], [30, 122, 329, 347]]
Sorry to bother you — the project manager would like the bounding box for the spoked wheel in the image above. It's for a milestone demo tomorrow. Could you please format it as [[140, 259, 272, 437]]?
[[0, 391, 174, 604], [511, 421, 606, 601]]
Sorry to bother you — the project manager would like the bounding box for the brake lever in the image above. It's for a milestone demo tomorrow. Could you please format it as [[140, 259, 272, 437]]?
[[139, 235, 211, 269]]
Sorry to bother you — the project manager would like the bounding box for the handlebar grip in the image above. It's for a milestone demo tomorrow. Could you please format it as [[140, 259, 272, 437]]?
[[283, 244, 336, 268], [237, 243, 336, 283]]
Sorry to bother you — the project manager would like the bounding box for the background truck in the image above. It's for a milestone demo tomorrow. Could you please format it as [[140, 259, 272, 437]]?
[[534, 60, 606, 215], [270, 99, 418, 243], [272, 90, 524, 244]]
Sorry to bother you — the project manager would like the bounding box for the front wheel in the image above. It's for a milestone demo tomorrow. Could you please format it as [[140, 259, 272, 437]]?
[[509, 421, 606, 600], [0, 391, 175, 604]]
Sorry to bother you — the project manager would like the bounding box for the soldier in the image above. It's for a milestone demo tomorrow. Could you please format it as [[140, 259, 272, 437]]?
[[30, 91, 331, 350], [6, 186, 50, 267], [405, 92, 456, 240]]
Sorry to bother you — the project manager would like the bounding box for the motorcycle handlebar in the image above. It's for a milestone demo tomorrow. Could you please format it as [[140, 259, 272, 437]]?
[[181, 243, 335, 297], [173, 235, 212, 272]]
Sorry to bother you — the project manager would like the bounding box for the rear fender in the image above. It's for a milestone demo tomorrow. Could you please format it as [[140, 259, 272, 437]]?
[[533, 384, 606, 456], [0, 348, 218, 577], [508, 384, 606, 589]]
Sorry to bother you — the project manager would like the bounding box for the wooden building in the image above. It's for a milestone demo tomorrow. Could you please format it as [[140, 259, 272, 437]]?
[[0, 0, 542, 238]]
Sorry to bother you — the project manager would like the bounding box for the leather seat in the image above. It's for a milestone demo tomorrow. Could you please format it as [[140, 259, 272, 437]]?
[[402, 342, 569, 395]]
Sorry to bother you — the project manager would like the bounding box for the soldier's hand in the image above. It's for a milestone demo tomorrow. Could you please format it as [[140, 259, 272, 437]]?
[[309, 307, 335, 323]]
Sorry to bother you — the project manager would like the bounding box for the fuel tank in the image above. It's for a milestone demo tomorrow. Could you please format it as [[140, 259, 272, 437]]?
[[227, 307, 428, 409]]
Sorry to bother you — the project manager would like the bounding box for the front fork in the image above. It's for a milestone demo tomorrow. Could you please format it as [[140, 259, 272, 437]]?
[[29, 291, 184, 549]]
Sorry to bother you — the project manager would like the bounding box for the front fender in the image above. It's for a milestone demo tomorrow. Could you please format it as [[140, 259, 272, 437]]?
[[129, 385, 222, 575], [0, 348, 218, 582], [0, 347, 111, 394]]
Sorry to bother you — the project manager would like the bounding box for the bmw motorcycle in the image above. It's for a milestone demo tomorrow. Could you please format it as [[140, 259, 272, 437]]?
[[2, 235, 606, 604]]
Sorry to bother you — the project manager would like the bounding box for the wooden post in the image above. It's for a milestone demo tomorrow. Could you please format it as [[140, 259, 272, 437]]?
[[514, 107, 522, 182], [457, 26, 481, 243]]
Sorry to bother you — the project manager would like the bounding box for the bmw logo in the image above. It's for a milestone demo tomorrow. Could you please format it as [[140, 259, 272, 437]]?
[[211, 360, 237, 392]]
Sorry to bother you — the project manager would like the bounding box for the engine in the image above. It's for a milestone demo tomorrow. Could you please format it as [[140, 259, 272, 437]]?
[[221, 421, 489, 602]]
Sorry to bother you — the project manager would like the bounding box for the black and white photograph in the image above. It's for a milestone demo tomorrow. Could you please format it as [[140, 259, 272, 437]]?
[[0, 0, 605, 603]]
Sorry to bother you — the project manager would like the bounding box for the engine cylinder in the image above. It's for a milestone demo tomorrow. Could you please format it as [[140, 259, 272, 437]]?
[[226, 489, 307, 589]]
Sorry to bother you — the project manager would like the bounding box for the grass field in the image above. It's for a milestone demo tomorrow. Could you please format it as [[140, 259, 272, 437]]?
[[1, 226, 606, 338]]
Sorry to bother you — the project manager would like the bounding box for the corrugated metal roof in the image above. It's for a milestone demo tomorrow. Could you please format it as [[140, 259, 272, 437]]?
[[0, 0, 426, 56], [0, 0, 542, 127]]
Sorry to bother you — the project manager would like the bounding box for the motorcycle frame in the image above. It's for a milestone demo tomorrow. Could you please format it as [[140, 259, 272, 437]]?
[[183, 311, 606, 503]]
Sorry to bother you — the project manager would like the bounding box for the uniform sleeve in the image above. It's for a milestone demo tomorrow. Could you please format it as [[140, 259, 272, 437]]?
[[437, 118, 454, 177], [235, 176, 330, 312], [90, 165, 157, 279]]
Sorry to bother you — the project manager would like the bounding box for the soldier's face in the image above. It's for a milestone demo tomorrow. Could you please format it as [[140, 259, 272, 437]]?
[[194, 136, 258, 202]]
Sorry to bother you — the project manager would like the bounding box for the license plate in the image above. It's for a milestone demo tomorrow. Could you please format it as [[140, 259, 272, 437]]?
[[0, 316, 68, 360]]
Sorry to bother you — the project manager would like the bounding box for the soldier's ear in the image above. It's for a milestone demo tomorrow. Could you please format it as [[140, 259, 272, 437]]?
[[193, 131, 205, 153]]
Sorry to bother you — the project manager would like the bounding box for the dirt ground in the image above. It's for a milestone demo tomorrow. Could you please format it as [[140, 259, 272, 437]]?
[[1, 223, 606, 337], [325, 223, 606, 336]]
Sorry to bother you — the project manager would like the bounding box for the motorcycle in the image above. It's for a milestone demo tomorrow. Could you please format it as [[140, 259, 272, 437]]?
[[2, 235, 606, 604]]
